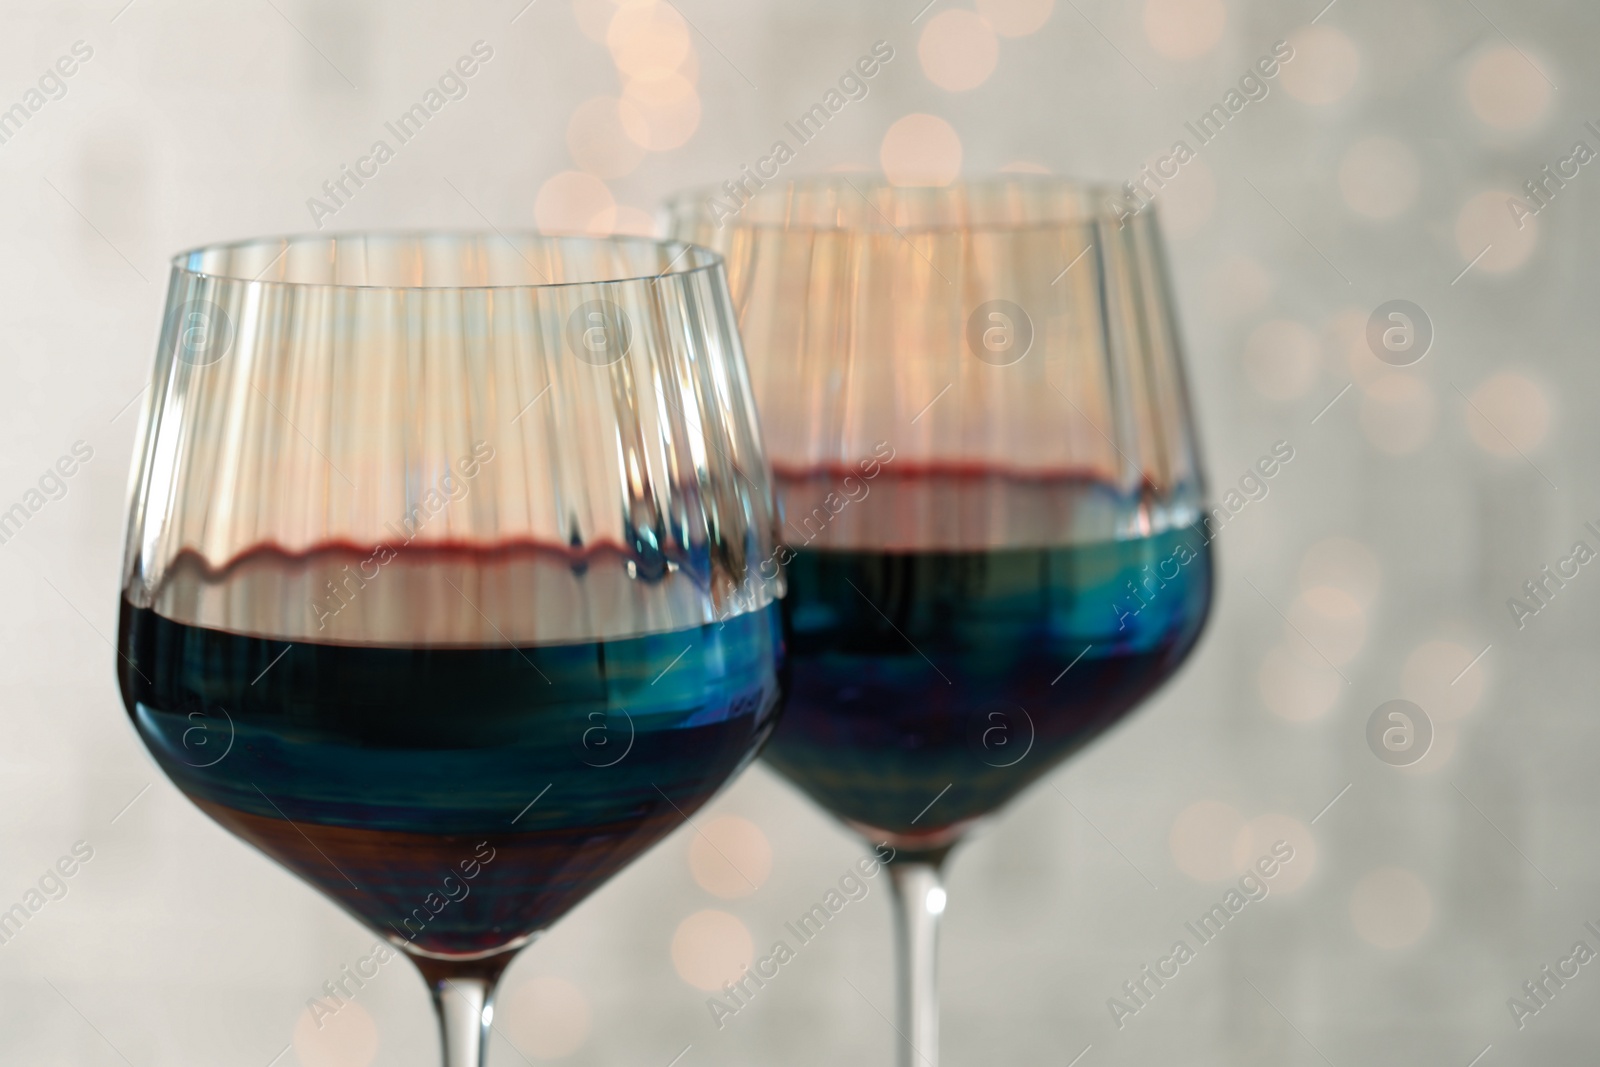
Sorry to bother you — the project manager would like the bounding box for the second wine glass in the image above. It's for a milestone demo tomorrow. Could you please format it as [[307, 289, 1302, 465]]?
[[668, 176, 1214, 1064]]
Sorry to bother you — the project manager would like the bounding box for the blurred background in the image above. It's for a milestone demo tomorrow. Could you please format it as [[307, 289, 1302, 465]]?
[[2, 0, 1597, 1063]]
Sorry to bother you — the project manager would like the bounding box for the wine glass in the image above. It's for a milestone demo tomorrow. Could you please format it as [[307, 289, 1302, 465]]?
[[115, 232, 783, 1067], [666, 176, 1213, 1064]]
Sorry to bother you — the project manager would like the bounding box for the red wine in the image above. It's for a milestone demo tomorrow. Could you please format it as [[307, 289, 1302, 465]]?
[[765, 473, 1211, 847], [117, 546, 782, 957]]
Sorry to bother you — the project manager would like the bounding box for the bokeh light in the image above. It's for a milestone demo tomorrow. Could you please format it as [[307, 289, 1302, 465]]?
[[1350, 868, 1433, 949], [1322, 306, 1386, 391], [1465, 372, 1552, 456], [1259, 640, 1344, 721], [620, 72, 702, 150], [1400, 717, 1459, 774], [1465, 45, 1552, 131], [610, 205, 659, 236], [976, 0, 1054, 37], [1299, 536, 1381, 609], [918, 10, 1000, 92], [1338, 136, 1421, 219], [1142, 0, 1226, 61], [623, 66, 699, 107], [689, 815, 774, 899], [498, 977, 592, 1059], [606, 1, 692, 79], [671, 909, 755, 991], [670, 42, 702, 84], [1170, 799, 1246, 881], [1359, 373, 1435, 455], [880, 113, 963, 186], [293, 999, 379, 1067], [1243, 318, 1320, 401], [1280, 26, 1361, 105], [1400, 639, 1486, 721], [1455, 189, 1538, 274], [535, 171, 617, 233]]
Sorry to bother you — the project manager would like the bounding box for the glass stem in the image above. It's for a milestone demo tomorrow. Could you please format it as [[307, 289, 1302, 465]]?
[[411, 953, 513, 1067], [887, 856, 947, 1067]]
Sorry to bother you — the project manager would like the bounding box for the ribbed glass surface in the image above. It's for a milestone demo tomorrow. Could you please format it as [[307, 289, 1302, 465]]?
[[664, 175, 1206, 549], [121, 232, 778, 645]]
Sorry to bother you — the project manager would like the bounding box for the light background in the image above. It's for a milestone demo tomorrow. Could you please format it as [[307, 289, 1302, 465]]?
[[1, 0, 1596, 1064]]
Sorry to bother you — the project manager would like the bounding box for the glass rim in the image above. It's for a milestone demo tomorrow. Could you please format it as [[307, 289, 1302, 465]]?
[[168, 230, 725, 292], [664, 173, 1142, 233]]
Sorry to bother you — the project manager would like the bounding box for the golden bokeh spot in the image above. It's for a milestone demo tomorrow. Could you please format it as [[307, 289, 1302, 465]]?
[[1350, 868, 1432, 949], [620, 73, 702, 151], [1465, 371, 1551, 456], [689, 815, 773, 899], [535, 171, 617, 234], [880, 113, 963, 186], [919, 9, 999, 92], [1142, 0, 1226, 61], [1258, 640, 1343, 721], [1322, 306, 1385, 391], [976, 0, 1054, 37], [1401, 639, 1485, 722], [610, 205, 660, 237], [671, 909, 755, 991], [623, 67, 697, 107], [1280, 26, 1360, 106], [606, 1, 692, 79], [1397, 717, 1458, 775], [1466, 45, 1552, 131], [1455, 189, 1538, 274]]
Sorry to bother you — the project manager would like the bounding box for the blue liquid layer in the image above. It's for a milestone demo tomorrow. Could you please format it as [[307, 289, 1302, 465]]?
[[119, 598, 783, 955], [765, 527, 1211, 841]]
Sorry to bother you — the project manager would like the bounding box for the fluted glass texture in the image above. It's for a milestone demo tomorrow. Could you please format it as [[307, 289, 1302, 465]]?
[[122, 232, 779, 644], [115, 232, 785, 1067], [666, 175, 1206, 547]]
